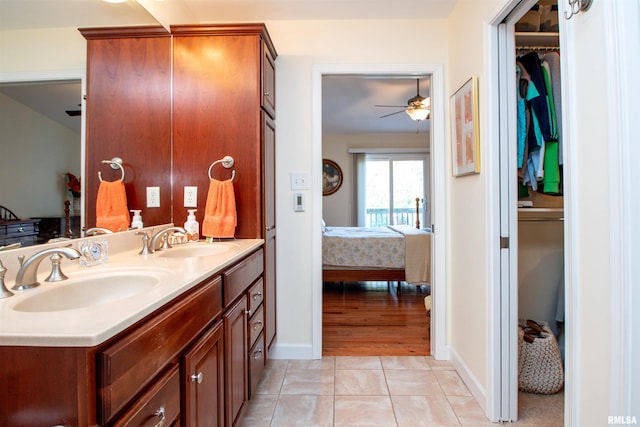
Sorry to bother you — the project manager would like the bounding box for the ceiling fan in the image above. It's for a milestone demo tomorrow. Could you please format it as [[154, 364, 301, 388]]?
[[375, 79, 431, 122]]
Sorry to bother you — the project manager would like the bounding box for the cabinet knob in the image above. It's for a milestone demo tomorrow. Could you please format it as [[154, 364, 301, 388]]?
[[253, 348, 263, 360], [154, 407, 166, 427], [252, 291, 262, 300], [191, 371, 204, 384]]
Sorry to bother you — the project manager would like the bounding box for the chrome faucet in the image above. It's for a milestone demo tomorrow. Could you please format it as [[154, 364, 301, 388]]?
[[136, 231, 153, 255], [85, 227, 114, 236], [12, 247, 81, 291], [150, 227, 187, 252]]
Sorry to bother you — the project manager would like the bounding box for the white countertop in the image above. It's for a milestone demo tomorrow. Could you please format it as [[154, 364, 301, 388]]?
[[0, 233, 263, 347]]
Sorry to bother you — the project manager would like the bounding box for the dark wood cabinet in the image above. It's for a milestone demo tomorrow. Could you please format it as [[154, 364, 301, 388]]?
[[263, 112, 277, 351], [183, 320, 225, 427], [223, 297, 248, 426], [0, 219, 39, 247], [81, 23, 278, 360], [0, 249, 265, 426]]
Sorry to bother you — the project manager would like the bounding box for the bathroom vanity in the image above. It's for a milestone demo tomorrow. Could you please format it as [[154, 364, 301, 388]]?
[[0, 230, 266, 426]]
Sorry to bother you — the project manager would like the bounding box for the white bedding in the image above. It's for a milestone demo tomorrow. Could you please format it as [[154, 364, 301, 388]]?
[[322, 225, 431, 283]]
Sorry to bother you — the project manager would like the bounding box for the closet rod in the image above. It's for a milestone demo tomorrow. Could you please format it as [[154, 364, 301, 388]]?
[[518, 217, 564, 222], [516, 45, 559, 52]]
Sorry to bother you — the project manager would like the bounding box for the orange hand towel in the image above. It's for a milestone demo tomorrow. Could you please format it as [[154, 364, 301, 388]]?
[[96, 180, 130, 232], [202, 179, 237, 238]]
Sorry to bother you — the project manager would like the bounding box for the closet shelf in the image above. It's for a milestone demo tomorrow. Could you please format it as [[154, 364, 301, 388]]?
[[518, 207, 564, 221], [515, 31, 559, 48]]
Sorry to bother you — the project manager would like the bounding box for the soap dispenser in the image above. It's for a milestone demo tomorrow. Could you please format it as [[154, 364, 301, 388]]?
[[131, 210, 144, 229], [184, 209, 199, 241]]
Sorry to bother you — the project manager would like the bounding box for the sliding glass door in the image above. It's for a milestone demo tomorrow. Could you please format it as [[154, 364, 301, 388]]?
[[361, 153, 429, 228]]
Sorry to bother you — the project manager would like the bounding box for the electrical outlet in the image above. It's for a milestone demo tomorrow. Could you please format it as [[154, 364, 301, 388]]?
[[184, 186, 197, 207], [146, 186, 160, 208]]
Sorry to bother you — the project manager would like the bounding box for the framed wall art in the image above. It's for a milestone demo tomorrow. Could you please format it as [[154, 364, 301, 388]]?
[[322, 159, 343, 195], [450, 76, 480, 176]]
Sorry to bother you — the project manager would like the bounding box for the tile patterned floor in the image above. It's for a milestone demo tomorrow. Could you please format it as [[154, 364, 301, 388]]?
[[240, 356, 560, 427]]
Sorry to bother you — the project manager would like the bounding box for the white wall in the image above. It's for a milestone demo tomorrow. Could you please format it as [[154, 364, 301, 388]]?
[[0, 92, 81, 218], [265, 19, 449, 354], [322, 132, 428, 226], [446, 0, 504, 400]]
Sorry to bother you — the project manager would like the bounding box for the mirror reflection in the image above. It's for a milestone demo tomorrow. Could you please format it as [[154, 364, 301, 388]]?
[[0, 80, 82, 247]]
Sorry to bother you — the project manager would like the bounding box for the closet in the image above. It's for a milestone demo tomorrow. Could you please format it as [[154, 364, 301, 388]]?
[[514, 0, 565, 416]]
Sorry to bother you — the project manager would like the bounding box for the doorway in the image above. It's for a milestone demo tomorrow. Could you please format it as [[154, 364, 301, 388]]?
[[488, 0, 566, 422], [311, 64, 447, 360]]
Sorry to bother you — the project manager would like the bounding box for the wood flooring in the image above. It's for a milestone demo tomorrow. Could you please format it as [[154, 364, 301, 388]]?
[[322, 281, 431, 356]]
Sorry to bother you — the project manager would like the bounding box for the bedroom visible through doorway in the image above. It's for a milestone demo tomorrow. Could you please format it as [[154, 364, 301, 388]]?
[[321, 74, 432, 356]]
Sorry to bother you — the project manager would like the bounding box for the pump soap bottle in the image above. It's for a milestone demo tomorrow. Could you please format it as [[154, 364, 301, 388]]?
[[131, 210, 143, 229], [184, 209, 199, 241]]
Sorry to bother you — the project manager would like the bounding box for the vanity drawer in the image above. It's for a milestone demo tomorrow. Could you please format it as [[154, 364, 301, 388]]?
[[97, 276, 222, 424], [112, 364, 180, 427], [248, 333, 265, 398], [223, 248, 263, 306], [248, 304, 264, 348], [247, 278, 264, 316]]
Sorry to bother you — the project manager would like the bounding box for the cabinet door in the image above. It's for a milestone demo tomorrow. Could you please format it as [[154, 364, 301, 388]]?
[[182, 320, 224, 427], [261, 42, 276, 119], [224, 298, 248, 426], [263, 112, 277, 350]]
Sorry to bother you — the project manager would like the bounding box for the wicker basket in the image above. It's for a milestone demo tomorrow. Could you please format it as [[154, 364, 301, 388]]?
[[518, 319, 564, 394]]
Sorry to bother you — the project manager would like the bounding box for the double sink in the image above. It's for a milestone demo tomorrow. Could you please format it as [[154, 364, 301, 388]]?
[[12, 242, 238, 313], [0, 239, 259, 347]]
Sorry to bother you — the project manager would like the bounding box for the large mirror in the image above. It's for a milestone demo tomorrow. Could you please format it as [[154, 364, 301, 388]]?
[[0, 79, 83, 245], [0, 0, 165, 248]]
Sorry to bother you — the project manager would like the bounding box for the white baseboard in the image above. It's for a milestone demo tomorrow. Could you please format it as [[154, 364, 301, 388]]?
[[449, 346, 488, 415], [268, 343, 314, 360]]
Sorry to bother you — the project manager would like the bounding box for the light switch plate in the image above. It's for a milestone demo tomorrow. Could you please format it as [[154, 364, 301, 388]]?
[[290, 172, 310, 190], [146, 186, 160, 208]]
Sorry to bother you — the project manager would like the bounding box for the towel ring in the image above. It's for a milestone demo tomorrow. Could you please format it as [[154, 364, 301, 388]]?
[[208, 155, 236, 181], [98, 157, 125, 182]]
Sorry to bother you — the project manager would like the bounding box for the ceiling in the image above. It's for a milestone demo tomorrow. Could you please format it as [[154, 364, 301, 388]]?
[[0, 0, 451, 135]]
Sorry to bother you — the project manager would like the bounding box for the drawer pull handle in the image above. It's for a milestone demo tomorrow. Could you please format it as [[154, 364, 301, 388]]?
[[253, 320, 263, 330], [252, 292, 262, 300], [18, 227, 24, 232], [264, 91, 270, 96], [253, 349, 263, 360], [191, 372, 204, 384], [154, 407, 165, 427]]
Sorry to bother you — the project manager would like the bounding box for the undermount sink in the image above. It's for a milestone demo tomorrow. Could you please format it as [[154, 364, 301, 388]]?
[[12, 268, 167, 313], [157, 242, 238, 259]]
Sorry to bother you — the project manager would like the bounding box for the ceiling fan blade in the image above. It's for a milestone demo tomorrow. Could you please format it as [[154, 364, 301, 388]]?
[[379, 109, 406, 118], [375, 104, 407, 108]]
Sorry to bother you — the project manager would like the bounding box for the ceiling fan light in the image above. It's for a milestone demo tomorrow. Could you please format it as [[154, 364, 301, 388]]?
[[406, 108, 429, 121]]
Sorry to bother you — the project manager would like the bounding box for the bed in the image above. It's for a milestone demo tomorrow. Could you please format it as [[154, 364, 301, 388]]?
[[322, 224, 431, 284]]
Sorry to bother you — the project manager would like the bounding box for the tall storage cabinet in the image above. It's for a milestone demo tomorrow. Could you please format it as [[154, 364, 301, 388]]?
[[80, 23, 277, 426], [172, 24, 277, 356]]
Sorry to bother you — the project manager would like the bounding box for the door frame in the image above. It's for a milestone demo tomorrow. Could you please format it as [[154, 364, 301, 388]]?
[[485, 0, 561, 422], [311, 63, 447, 360]]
